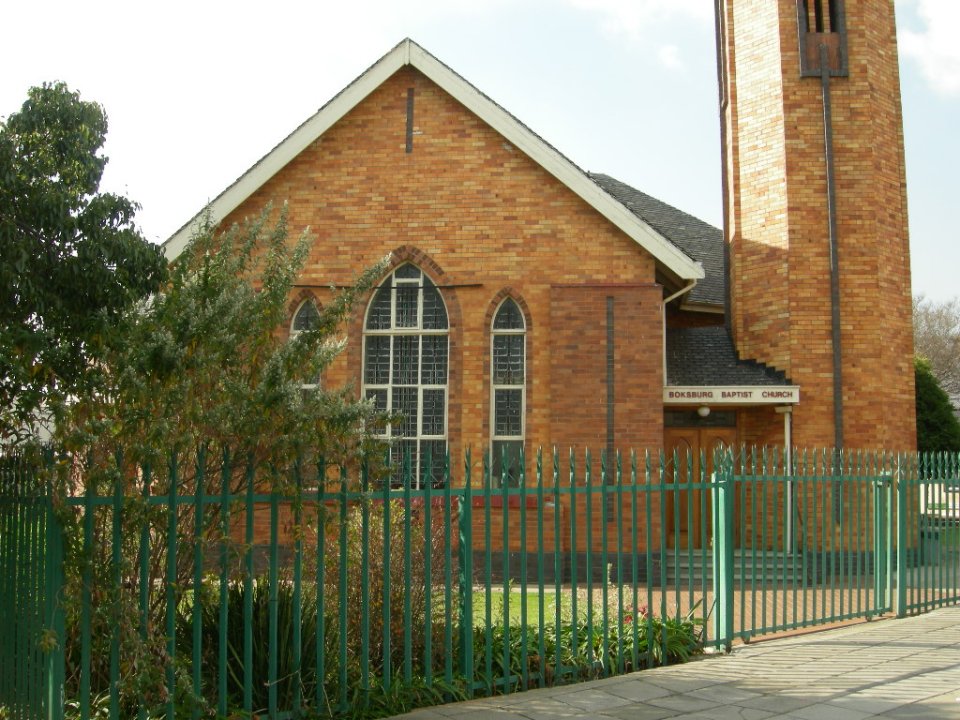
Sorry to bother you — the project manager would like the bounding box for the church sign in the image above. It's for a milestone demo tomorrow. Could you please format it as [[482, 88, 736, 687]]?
[[663, 386, 800, 405]]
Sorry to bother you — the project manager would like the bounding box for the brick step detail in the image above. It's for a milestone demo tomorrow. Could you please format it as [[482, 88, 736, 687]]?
[[460, 550, 883, 585], [664, 568, 808, 585], [664, 550, 805, 585], [663, 550, 884, 585]]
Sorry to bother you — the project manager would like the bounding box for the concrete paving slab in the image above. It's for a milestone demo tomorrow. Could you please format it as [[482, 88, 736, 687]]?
[[735, 694, 817, 714], [675, 707, 776, 720], [642, 693, 723, 714], [392, 606, 960, 720], [602, 680, 673, 702], [599, 705, 681, 720]]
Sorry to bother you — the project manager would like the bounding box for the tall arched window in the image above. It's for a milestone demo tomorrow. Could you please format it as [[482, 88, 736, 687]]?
[[291, 298, 321, 389], [363, 264, 448, 486], [292, 298, 320, 333], [491, 298, 525, 485]]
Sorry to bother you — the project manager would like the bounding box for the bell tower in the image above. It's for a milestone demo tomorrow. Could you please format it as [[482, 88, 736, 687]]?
[[717, 0, 916, 449]]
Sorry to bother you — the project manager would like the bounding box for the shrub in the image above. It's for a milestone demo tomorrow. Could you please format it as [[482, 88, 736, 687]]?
[[471, 604, 704, 693], [324, 497, 453, 678], [164, 495, 454, 717], [916, 357, 960, 452]]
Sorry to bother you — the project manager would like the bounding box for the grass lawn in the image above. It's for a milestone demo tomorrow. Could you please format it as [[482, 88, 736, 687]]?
[[465, 587, 644, 627]]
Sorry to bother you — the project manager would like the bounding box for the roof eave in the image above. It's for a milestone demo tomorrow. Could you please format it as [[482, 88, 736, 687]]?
[[162, 42, 411, 261], [162, 39, 704, 282], [679, 300, 725, 314]]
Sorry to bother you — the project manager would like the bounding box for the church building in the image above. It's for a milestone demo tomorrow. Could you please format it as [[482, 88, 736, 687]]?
[[163, 0, 915, 487]]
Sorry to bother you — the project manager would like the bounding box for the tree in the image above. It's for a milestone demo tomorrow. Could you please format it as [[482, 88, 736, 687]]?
[[60, 205, 388, 468], [913, 295, 960, 409], [53, 206, 389, 710], [915, 357, 960, 453], [0, 82, 167, 443]]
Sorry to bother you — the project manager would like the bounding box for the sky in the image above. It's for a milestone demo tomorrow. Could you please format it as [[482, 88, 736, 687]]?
[[2, 0, 957, 302]]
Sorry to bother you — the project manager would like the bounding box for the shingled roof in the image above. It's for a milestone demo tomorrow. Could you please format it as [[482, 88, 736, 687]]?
[[590, 173, 724, 308], [666, 326, 791, 387]]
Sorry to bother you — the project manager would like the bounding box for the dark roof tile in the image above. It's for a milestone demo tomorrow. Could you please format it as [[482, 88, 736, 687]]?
[[590, 173, 724, 307], [666, 326, 791, 386]]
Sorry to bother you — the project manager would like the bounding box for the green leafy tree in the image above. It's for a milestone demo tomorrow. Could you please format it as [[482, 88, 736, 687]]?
[[915, 356, 960, 453], [61, 206, 387, 468], [52, 206, 389, 712], [0, 82, 167, 443]]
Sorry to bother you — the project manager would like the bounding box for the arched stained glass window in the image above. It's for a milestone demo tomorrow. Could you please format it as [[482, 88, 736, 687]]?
[[291, 299, 321, 389], [292, 299, 320, 334], [491, 297, 525, 486], [363, 264, 448, 487]]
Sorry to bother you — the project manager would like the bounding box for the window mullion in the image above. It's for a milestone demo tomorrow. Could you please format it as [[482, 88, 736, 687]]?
[[385, 385, 392, 439], [416, 382, 424, 486], [520, 379, 526, 438], [387, 334, 395, 386], [386, 335, 394, 439], [389, 274, 397, 332], [417, 273, 424, 331]]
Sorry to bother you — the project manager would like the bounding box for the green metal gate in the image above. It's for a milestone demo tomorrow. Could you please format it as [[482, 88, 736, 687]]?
[[0, 454, 65, 720], [711, 449, 895, 648]]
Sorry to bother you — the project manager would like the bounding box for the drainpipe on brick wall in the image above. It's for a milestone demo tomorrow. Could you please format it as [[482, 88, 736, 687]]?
[[777, 405, 795, 552], [662, 280, 698, 386], [820, 44, 844, 452]]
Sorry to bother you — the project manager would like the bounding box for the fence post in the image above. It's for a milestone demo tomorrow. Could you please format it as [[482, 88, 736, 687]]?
[[45, 486, 66, 720], [711, 450, 734, 651], [873, 471, 891, 612], [895, 457, 908, 617], [458, 451, 474, 694], [45, 499, 65, 720], [43, 455, 65, 720]]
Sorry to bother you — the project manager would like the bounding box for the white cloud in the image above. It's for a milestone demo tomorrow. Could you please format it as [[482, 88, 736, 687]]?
[[568, 0, 712, 27], [565, 0, 711, 70], [568, 0, 713, 35], [658, 44, 684, 71], [899, 0, 960, 97]]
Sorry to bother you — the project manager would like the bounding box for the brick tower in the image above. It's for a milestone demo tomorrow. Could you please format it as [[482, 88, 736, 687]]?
[[717, 0, 916, 450]]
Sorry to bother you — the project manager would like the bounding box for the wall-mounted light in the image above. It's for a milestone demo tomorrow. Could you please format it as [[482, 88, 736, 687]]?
[[697, 405, 711, 418]]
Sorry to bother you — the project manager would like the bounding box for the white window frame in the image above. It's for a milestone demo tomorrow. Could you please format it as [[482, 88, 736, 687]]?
[[362, 264, 449, 488], [490, 297, 526, 486], [291, 298, 321, 390]]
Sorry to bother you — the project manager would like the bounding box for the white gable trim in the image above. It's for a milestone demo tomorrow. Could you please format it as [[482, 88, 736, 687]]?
[[163, 39, 704, 282]]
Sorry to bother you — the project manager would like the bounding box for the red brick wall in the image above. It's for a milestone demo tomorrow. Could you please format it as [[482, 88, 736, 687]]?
[[721, 0, 916, 450], [666, 308, 725, 329], [548, 285, 664, 452], [220, 66, 666, 472]]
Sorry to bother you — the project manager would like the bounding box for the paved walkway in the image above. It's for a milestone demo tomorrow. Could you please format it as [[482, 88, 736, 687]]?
[[392, 606, 960, 719]]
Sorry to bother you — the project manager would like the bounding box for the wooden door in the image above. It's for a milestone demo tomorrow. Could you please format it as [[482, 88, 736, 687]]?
[[664, 426, 737, 548]]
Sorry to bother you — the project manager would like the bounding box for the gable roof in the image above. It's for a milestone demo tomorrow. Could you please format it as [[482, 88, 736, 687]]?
[[590, 174, 724, 308], [666, 326, 791, 386], [162, 39, 704, 286]]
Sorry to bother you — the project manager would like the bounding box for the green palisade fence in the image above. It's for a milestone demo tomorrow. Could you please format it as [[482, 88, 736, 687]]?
[[897, 453, 960, 615], [1, 447, 959, 718], [0, 453, 64, 720]]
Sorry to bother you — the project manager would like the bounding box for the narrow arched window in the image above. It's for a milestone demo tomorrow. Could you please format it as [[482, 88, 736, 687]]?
[[291, 299, 321, 389], [363, 264, 448, 487], [491, 298, 525, 486], [292, 299, 320, 335]]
